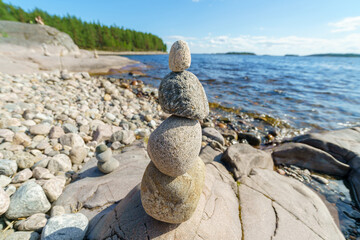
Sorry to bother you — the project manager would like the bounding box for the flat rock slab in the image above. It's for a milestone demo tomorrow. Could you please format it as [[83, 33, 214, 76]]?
[[53, 141, 150, 220], [239, 168, 344, 240], [87, 162, 242, 240]]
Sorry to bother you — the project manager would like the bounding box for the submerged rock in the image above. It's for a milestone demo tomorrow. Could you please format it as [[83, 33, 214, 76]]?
[[159, 71, 209, 120]]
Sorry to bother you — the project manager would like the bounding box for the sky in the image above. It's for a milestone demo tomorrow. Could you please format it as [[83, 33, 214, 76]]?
[[4, 0, 360, 55]]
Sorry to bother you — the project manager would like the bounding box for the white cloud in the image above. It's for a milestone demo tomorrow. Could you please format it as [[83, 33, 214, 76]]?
[[165, 34, 360, 55], [329, 16, 360, 32]]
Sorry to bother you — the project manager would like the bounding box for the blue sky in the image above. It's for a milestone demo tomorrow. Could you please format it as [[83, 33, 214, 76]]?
[[4, 0, 360, 55]]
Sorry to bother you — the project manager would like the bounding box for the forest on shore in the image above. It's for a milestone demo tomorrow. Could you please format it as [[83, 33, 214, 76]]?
[[0, 0, 167, 52]]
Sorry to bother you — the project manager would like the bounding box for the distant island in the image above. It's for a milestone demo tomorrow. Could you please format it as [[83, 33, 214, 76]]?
[[285, 54, 299, 57], [306, 53, 360, 57], [225, 52, 256, 55]]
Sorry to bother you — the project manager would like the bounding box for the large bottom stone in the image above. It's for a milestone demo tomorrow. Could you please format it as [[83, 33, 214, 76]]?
[[87, 162, 242, 240], [140, 157, 205, 224]]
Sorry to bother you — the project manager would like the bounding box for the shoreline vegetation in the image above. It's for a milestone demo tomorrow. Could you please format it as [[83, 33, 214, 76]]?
[[0, 0, 167, 52]]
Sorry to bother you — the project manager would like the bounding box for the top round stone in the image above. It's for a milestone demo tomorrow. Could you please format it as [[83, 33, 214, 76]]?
[[169, 40, 191, 72]]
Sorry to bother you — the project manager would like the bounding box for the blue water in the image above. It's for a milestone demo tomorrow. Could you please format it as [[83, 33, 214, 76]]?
[[120, 54, 360, 131]]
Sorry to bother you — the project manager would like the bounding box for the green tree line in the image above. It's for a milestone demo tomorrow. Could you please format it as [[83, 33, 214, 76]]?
[[0, 0, 167, 52]]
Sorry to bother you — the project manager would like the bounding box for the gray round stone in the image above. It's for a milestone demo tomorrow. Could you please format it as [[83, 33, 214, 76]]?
[[140, 157, 205, 224], [168, 40, 191, 72], [41, 213, 88, 240], [147, 115, 202, 177], [47, 154, 72, 173], [5, 181, 51, 219], [159, 71, 209, 120]]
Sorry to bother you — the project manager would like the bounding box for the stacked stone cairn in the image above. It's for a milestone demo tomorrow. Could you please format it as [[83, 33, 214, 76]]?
[[95, 144, 119, 174], [140, 40, 210, 224]]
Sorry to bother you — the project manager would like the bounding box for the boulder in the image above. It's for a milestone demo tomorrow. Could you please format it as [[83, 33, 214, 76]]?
[[147, 115, 202, 177], [168, 40, 191, 72], [13, 151, 37, 169], [5, 181, 51, 219], [69, 147, 88, 165], [0, 129, 14, 142], [87, 162, 242, 240], [41, 213, 88, 240], [272, 142, 350, 177], [49, 126, 65, 139], [159, 71, 209, 120], [140, 157, 205, 223], [42, 176, 66, 202], [221, 143, 274, 180]]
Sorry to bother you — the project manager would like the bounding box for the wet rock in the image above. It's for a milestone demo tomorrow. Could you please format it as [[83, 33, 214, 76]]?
[[0, 159, 17, 176], [147, 115, 201, 177], [141, 158, 205, 224], [159, 71, 209, 120], [272, 142, 350, 177], [0, 187, 10, 215], [311, 174, 329, 185], [11, 168, 33, 183], [5, 181, 51, 219], [41, 213, 88, 240], [29, 123, 51, 136], [168, 40, 191, 72], [87, 162, 241, 240], [238, 132, 261, 146], [202, 127, 225, 145], [221, 143, 274, 180], [15, 213, 48, 231]]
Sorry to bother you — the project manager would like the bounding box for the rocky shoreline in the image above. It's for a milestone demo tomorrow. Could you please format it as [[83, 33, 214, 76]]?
[[0, 52, 358, 239]]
